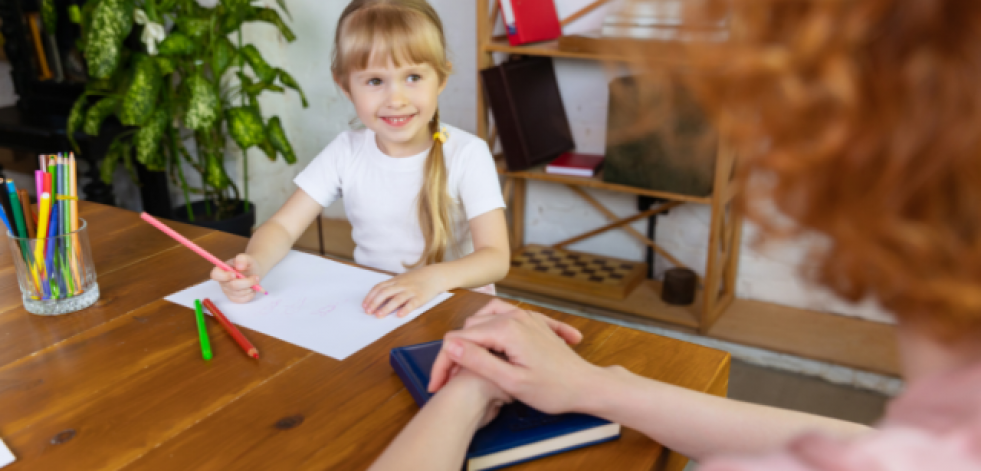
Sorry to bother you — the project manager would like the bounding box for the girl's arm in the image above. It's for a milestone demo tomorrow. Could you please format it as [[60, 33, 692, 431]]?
[[211, 188, 323, 302], [427, 208, 510, 289], [430, 300, 872, 462], [244, 188, 324, 278], [363, 208, 509, 317], [369, 371, 508, 471]]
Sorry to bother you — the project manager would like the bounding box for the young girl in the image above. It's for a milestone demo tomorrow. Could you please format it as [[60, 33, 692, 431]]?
[[212, 0, 509, 318]]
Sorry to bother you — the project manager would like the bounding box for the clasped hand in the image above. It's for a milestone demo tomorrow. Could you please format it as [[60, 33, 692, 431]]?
[[428, 299, 601, 415]]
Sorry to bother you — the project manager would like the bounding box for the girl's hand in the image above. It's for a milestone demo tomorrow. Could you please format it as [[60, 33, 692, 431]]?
[[210, 254, 262, 304], [427, 299, 595, 416], [363, 267, 445, 318]]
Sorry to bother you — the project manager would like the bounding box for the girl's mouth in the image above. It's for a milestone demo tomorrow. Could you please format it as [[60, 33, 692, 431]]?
[[380, 114, 416, 127]]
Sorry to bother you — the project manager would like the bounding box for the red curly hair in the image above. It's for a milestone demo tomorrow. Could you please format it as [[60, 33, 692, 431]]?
[[625, 0, 981, 338]]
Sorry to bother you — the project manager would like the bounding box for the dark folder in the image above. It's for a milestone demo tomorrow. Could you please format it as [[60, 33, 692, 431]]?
[[481, 57, 575, 171]]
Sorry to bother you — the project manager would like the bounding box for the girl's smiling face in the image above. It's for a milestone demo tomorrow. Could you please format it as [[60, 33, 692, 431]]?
[[345, 56, 447, 157]]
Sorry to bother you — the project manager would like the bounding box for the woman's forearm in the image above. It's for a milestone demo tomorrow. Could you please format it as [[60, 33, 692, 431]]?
[[369, 380, 488, 471], [579, 366, 872, 461]]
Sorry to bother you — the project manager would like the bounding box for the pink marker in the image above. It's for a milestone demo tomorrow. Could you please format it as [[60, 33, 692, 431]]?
[[140, 212, 268, 295]]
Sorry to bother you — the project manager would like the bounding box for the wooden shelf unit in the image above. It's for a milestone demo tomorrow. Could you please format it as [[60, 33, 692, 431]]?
[[476, 0, 744, 334]]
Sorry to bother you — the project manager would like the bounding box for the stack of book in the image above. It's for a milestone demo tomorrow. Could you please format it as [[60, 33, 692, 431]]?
[[601, 0, 729, 42]]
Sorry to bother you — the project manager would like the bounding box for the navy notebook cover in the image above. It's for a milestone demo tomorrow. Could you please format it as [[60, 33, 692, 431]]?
[[390, 340, 621, 470]]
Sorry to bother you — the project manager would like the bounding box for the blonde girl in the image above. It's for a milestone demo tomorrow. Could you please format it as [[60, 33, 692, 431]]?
[[212, 0, 509, 317]]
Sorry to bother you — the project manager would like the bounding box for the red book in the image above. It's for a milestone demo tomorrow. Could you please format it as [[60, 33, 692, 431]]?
[[546, 152, 605, 177], [498, 0, 562, 46]]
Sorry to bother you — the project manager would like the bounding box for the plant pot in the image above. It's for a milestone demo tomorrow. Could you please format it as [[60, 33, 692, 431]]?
[[172, 200, 256, 238]]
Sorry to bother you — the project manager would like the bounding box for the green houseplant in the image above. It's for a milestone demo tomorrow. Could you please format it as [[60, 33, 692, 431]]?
[[66, 0, 307, 226]]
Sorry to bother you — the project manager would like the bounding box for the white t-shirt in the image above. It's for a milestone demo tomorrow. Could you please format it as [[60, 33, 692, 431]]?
[[294, 124, 506, 274]]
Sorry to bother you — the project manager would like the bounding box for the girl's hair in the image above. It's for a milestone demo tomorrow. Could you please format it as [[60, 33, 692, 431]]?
[[332, 0, 454, 267], [621, 0, 981, 338]]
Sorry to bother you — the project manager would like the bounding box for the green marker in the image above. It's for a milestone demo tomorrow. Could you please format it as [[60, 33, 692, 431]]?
[[194, 299, 213, 361]]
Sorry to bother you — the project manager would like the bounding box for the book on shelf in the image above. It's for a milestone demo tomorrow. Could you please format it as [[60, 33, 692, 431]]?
[[390, 340, 621, 471], [497, 0, 562, 46], [545, 152, 604, 177], [481, 56, 575, 171]]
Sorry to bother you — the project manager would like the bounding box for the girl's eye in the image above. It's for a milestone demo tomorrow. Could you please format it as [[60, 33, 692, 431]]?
[[407, 74, 422, 83], [367, 78, 382, 86]]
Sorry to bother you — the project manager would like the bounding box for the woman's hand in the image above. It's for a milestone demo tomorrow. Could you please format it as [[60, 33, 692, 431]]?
[[363, 266, 445, 318], [427, 299, 597, 415], [443, 368, 511, 428], [210, 253, 263, 304]]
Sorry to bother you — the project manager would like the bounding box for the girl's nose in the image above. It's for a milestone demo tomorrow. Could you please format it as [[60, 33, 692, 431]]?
[[387, 85, 408, 107]]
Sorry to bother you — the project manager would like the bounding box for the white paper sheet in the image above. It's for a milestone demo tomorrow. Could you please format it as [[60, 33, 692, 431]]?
[[0, 439, 14, 468], [165, 251, 452, 360]]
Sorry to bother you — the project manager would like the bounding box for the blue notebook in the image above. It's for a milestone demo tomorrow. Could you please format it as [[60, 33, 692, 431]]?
[[390, 340, 621, 471]]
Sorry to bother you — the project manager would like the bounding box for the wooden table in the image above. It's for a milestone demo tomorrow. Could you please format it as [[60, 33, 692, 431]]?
[[0, 202, 730, 471]]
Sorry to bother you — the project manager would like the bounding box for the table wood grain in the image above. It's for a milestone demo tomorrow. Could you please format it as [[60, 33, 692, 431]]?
[[0, 203, 730, 470]]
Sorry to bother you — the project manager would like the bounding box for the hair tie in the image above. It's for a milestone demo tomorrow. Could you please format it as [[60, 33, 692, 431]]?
[[433, 127, 448, 143]]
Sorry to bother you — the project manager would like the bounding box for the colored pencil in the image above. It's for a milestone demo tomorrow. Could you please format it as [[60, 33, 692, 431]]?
[[6, 182, 28, 239], [140, 212, 269, 295], [0, 204, 11, 234], [203, 298, 260, 359], [34, 193, 51, 274], [194, 299, 213, 361], [18, 189, 35, 238], [0, 179, 15, 236]]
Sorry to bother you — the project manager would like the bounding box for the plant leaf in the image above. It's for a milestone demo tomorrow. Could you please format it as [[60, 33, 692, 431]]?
[[239, 45, 276, 84], [83, 0, 134, 79], [176, 16, 211, 38], [154, 56, 175, 75], [258, 139, 276, 162], [83, 95, 121, 135], [157, 32, 195, 56], [212, 37, 238, 78], [248, 8, 295, 42], [184, 73, 219, 131], [120, 54, 161, 126], [67, 95, 88, 153], [101, 135, 128, 184], [204, 151, 230, 190], [266, 116, 296, 164], [238, 72, 283, 96], [226, 106, 265, 149], [276, 69, 308, 108], [135, 107, 169, 171], [275, 0, 292, 20], [41, 0, 57, 32]]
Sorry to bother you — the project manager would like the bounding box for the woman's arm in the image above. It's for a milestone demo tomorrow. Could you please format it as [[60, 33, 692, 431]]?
[[430, 300, 872, 462], [363, 208, 510, 317], [369, 372, 507, 471]]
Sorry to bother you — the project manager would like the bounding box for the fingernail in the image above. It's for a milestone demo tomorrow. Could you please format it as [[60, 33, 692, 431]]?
[[447, 341, 462, 358]]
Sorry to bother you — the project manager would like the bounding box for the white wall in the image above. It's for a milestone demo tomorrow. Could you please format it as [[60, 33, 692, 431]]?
[[232, 0, 892, 324]]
